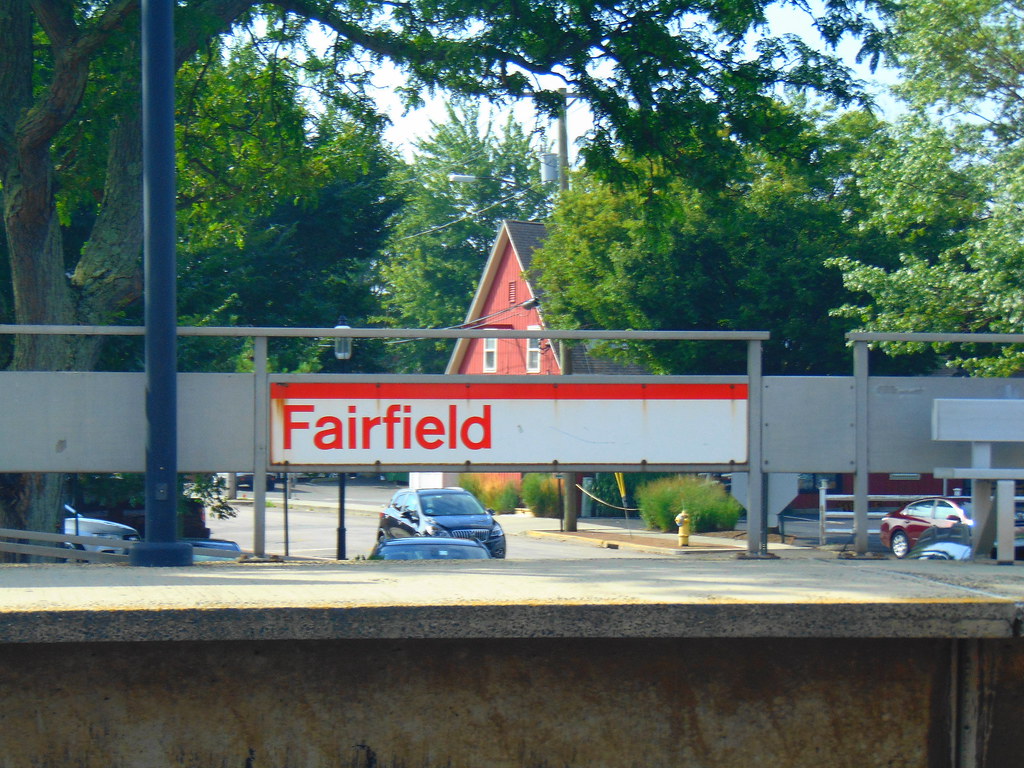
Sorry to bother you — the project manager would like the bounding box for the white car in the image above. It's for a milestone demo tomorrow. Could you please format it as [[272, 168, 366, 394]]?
[[63, 514, 141, 554]]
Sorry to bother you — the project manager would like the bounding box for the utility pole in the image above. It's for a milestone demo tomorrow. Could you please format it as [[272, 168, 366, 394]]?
[[560, 337, 578, 532], [557, 88, 570, 192]]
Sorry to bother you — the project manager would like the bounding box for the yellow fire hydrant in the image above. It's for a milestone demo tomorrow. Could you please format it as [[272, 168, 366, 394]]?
[[675, 510, 691, 547]]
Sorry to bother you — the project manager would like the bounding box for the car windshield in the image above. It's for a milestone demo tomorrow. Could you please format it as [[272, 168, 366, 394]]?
[[379, 544, 490, 560], [419, 492, 486, 516]]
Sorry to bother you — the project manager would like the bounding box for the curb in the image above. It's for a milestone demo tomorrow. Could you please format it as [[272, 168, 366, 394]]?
[[525, 530, 744, 556]]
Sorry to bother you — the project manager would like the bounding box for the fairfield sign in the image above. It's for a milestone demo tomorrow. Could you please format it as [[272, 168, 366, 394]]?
[[270, 380, 748, 469]]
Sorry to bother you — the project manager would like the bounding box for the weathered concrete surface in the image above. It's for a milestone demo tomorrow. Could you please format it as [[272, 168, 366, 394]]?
[[0, 557, 1023, 642], [2, 556, 1024, 766], [0, 635, 1020, 767]]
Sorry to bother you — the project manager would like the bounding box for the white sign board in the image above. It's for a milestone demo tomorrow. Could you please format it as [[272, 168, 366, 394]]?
[[933, 398, 1024, 443], [270, 381, 747, 468]]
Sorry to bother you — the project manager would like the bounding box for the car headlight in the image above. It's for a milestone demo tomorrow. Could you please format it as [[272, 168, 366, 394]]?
[[423, 519, 443, 536], [965, 519, 975, 526], [487, 524, 504, 540]]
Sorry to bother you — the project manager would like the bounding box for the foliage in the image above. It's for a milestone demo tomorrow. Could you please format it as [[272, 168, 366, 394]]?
[[829, 0, 1024, 374], [184, 475, 236, 521], [891, 0, 1024, 145], [172, 39, 403, 374], [586, 472, 673, 516], [520, 474, 562, 518], [71, 473, 235, 521], [460, 474, 520, 513], [531, 108, 937, 375], [377, 103, 552, 373], [635, 475, 741, 533]]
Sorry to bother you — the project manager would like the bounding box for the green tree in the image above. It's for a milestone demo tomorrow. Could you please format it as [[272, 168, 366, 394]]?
[[891, 0, 1024, 144], [0, 0, 894, 532], [174, 39, 403, 373], [531, 108, 929, 375], [829, 0, 1024, 374], [378, 103, 551, 372]]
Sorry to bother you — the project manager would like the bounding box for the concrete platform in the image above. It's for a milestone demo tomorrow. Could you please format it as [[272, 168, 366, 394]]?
[[2, 552, 1023, 644]]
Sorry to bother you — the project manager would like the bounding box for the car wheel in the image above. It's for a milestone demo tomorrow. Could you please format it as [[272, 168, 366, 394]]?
[[890, 530, 910, 559], [59, 542, 86, 564]]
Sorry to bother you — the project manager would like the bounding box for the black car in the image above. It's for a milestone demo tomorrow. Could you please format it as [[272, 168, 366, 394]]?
[[377, 487, 506, 558], [368, 537, 492, 560]]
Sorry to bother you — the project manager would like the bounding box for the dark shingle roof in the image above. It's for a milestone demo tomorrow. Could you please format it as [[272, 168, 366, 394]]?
[[504, 220, 548, 271], [570, 345, 650, 375]]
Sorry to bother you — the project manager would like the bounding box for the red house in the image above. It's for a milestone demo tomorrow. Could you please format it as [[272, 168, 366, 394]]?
[[446, 220, 559, 376]]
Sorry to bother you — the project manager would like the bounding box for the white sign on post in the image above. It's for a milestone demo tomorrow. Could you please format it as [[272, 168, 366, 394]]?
[[270, 381, 748, 468]]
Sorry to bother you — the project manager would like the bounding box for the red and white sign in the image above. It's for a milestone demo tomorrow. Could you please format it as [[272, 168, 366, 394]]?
[[270, 381, 748, 467]]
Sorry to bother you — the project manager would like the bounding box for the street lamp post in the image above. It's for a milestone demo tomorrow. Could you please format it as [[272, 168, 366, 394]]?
[[133, 0, 192, 566], [334, 317, 353, 560]]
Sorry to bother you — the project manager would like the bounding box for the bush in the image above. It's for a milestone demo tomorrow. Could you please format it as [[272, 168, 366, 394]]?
[[459, 475, 520, 513], [588, 472, 674, 517], [520, 473, 562, 518], [635, 475, 741, 533], [459, 474, 484, 498]]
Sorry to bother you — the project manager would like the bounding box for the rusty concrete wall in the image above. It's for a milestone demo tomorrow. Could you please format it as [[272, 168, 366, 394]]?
[[1, 637, 1020, 767]]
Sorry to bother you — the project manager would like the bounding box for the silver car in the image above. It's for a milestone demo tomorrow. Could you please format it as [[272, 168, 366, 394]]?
[[63, 514, 141, 554]]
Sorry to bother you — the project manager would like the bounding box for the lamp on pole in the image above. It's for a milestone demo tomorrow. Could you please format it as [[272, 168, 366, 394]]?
[[334, 317, 353, 560], [334, 316, 353, 361]]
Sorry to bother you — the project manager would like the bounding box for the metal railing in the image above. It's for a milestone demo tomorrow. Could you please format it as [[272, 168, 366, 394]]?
[[0, 528, 245, 563], [816, 493, 918, 545]]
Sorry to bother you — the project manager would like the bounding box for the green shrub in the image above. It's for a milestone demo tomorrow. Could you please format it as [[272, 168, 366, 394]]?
[[588, 472, 674, 517], [459, 475, 520, 513], [635, 475, 741, 533], [459, 474, 484, 498], [491, 482, 521, 513], [520, 473, 562, 518]]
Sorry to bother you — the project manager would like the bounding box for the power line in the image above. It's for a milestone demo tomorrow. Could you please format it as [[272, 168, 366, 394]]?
[[393, 184, 543, 242]]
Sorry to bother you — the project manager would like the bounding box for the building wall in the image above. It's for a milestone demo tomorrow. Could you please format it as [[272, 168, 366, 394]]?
[[459, 245, 558, 376]]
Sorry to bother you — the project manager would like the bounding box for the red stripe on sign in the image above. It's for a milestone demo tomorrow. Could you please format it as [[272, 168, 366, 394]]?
[[271, 381, 747, 400]]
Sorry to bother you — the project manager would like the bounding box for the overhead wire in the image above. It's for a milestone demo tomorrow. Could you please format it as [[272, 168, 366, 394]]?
[[392, 183, 544, 242]]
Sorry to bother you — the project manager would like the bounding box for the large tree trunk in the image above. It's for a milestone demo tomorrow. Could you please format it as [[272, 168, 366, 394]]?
[[0, 1, 143, 542], [0, 0, 262, 544]]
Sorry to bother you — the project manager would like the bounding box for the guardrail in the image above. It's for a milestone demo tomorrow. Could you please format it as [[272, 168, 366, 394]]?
[[0, 527, 131, 563], [816, 491, 928, 545], [0, 529, 243, 563]]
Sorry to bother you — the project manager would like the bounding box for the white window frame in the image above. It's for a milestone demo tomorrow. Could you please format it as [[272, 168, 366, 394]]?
[[483, 337, 497, 372], [526, 326, 542, 373]]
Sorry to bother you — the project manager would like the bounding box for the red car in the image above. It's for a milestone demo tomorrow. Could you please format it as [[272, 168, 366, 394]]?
[[879, 497, 973, 558]]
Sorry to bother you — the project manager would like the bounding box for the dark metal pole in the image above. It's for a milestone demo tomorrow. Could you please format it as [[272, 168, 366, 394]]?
[[132, 0, 191, 566], [336, 473, 347, 560], [283, 474, 289, 557]]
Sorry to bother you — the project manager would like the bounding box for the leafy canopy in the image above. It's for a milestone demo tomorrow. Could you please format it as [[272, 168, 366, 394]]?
[[531, 107, 936, 375], [830, 0, 1024, 374]]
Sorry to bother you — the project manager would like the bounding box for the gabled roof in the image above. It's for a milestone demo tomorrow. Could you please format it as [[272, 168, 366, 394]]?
[[446, 219, 649, 376], [459, 220, 547, 328], [445, 221, 546, 374], [503, 220, 548, 272]]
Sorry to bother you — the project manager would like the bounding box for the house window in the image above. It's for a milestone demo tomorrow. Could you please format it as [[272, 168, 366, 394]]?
[[526, 325, 541, 373], [508, 282, 517, 305], [798, 473, 842, 493], [483, 338, 497, 372]]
